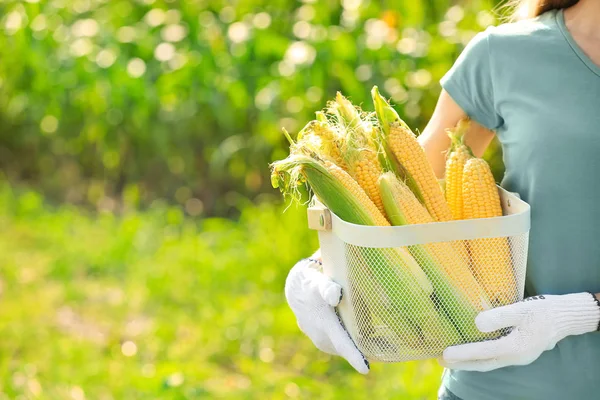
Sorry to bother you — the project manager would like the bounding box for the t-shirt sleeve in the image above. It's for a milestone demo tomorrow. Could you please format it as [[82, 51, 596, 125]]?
[[440, 28, 503, 130]]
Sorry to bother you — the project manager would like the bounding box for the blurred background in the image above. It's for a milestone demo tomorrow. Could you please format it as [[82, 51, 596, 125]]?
[[0, 0, 505, 398]]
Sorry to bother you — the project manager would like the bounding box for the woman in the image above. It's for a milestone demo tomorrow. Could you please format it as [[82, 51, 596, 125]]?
[[285, 0, 600, 399]]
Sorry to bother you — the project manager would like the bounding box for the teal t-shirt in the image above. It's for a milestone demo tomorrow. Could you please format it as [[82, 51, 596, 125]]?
[[440, 9, 600, 400]]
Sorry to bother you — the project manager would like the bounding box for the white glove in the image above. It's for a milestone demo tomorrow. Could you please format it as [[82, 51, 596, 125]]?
[[441, 292, 600, 372], [285, 258, 370, 374]]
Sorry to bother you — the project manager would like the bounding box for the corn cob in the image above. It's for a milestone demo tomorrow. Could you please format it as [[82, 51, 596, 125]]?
[[378, 171, 491, 340], [445, 118, 473, 221], [330, 93, 387, 216], [443, 119, 473, 264], [388, 124, 453, 222], [371, 86, 453, 222], [463, 157, 517, 305], [350, 148, 386, 215]]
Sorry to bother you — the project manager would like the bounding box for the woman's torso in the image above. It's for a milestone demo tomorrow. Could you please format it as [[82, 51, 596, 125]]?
[[441, 9, 600, 400]]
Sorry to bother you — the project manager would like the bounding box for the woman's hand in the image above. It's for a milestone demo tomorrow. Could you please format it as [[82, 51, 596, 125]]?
[[441, 293, 600, 372], [285, 258, 370, 374]]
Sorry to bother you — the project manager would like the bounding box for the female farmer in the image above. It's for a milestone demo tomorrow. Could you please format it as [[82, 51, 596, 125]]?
[[285, 0, 600, 399]]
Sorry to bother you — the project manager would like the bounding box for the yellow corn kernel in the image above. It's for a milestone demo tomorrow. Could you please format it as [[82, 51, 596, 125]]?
[[297, 121, 347, 170], [388, 125, 453, 222], [462, 158, 502, 219], [462, 157, 517, 305], [351, 149, 387, 216]]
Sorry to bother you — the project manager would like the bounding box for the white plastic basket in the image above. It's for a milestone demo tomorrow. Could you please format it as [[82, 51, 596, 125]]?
[[308, 187, 530, 362]]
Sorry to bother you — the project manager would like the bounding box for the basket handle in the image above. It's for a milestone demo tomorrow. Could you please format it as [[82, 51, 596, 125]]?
[[307, 205, 332, 231]]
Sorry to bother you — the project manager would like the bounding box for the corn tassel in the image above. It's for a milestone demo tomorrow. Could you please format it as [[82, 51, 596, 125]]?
[[295, 120, 348, 171], [330, 93, 388, 216]]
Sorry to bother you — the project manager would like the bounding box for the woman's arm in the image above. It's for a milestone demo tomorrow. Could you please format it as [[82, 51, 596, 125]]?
[[418, 89, 496, 178]]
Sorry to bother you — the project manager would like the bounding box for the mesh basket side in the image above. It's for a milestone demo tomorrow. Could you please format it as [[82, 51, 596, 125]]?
[[343, 232, 529, 362]]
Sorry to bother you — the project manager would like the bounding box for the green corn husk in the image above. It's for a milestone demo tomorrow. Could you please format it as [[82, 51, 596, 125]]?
[[271, 154, 376, 225], [271, 153, 430, 292], [446, 118, 474, 156], [360, 245, 461, 350], [371, 86, 410, 135], [315, 110, 328, 123], [348, 247, 425, 353], [331, 92, 361, 129], [351, 247, 469, 359]]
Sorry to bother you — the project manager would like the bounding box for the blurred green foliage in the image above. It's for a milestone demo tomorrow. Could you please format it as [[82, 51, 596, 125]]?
[[0, 184, 445, 398], [0, 1, 509, 396], [0, 0, 504, 216]]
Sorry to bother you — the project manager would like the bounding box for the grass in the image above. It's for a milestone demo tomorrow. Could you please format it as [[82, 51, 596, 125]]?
[[0, 185, 443, 399]]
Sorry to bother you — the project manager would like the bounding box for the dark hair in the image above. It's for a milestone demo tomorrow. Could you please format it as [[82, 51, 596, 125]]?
[[511, 0, 578, 19]]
